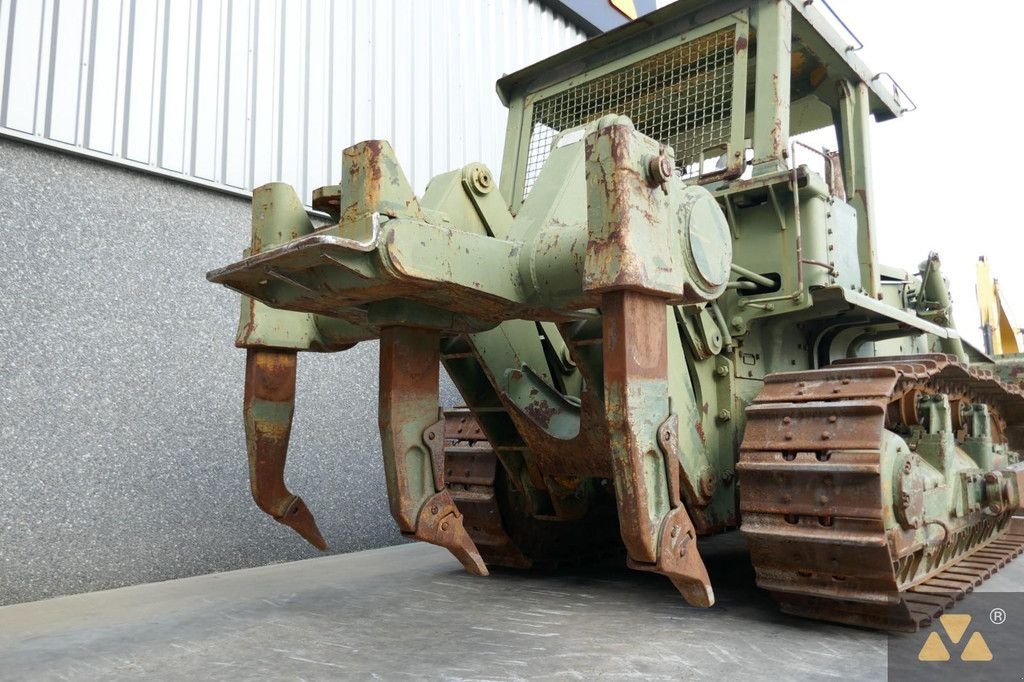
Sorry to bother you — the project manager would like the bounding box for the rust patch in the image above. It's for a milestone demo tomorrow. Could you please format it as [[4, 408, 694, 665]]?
[[809, 64, 828, 88], [364, 139, 383, 195], [243, 349, 327, 550], [244, 349, 297, 404], [628, 506, 715, 607], [602, 290, 667, 562], [378, 328, 442, 532], [497, 338, 614, 479], [522, 400, 558, 429], [407, 489, 488, 576], [602, 291, 670, 382], [239, 296, 257, 345]]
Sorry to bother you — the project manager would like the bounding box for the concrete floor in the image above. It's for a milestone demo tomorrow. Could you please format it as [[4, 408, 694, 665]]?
[[3, 533, 1022, 681]]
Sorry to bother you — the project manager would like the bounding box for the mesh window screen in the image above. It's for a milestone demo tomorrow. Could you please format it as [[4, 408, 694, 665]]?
[[523, 26, 738, 197]]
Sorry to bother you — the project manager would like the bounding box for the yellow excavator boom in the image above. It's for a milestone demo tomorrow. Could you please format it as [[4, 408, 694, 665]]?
[[977, 256, 1022, 355]]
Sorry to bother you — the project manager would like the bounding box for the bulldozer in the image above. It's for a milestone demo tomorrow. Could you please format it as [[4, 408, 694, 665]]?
[[208, 0, 1024, 631]]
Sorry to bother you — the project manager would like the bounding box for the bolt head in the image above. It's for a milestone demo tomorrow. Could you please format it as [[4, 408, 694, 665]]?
[[469, 166, 494, 194], [700, 471, 716, 497], [647, 155, 674, 186]]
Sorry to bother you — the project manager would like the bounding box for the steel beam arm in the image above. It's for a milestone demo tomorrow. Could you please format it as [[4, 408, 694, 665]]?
[[751, 0, 792, 176], [378, 327, 488, 575], [602, 291, 715, 606], [243, 349, 327, 550]]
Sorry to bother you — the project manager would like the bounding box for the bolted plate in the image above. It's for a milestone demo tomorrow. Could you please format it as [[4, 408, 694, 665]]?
[[680, 185, 731, 293]]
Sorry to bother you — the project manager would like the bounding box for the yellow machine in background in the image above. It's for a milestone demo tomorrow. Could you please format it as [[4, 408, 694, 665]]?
[[977, 256, 1022, 356]]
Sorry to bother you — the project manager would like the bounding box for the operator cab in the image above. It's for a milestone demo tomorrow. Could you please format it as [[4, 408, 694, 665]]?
[[495, 0, 939, 365], [496, 0, 910, 301]]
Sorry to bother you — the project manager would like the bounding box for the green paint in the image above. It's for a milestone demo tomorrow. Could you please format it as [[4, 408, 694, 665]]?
[[208, 0, 1020, 592]]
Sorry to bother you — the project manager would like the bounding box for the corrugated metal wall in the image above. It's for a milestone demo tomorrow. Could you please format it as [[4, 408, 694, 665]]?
[[0, 0, 585, 199]]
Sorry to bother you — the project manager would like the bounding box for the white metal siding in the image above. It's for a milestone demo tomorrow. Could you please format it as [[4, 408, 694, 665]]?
[[0, 0, 585, 199]]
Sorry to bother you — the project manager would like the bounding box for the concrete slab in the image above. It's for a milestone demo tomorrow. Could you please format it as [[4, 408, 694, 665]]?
[[2, 533, 1021, 681]]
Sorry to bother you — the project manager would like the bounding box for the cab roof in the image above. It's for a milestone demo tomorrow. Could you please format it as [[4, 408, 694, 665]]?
[[496, 0, 908, 122]]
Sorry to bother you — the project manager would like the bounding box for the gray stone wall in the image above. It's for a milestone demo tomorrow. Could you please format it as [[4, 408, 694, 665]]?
[[0, 138, 456, 605]]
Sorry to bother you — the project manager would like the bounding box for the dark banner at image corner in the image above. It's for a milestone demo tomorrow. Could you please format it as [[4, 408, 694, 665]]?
[[887, 593, 1022, 681]]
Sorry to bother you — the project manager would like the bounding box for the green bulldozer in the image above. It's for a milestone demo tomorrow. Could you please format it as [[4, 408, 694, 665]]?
[[208, 0, 1024, 630]]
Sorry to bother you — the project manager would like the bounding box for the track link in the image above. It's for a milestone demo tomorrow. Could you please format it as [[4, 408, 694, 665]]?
[[442, 412, 533, 569], [739, 354, 1024, 631], [442, 411, 623, 570]]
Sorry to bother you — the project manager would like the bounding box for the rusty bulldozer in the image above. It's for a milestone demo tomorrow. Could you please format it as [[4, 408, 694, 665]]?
[[208, 0, 1024, 630]]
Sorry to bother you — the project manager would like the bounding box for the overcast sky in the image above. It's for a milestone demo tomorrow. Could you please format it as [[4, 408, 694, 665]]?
[[795, 1, 1022, 349]]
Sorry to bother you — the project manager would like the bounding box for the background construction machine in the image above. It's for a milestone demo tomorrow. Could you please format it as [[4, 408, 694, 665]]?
[[977, 256, 1024, 389]]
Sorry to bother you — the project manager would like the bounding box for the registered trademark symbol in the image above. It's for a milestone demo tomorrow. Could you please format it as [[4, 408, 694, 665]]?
[[990, 607, 1007, 625]]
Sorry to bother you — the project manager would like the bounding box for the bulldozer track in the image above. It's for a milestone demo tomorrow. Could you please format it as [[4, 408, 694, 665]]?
[[441, 412, 533, 569], [739, 353, 1024, 631], [442, 411, 624, 570]]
